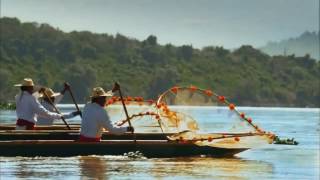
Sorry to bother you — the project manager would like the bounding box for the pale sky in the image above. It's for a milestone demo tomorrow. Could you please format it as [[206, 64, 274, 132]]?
[[1, 0, 319, 49]]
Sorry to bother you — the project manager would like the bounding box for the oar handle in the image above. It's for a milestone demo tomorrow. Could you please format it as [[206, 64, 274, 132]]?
[[118, 87, 132, 128], [115, 82, 136, 142], [41, 89, 71, 130], [67, 85, 82, 118]]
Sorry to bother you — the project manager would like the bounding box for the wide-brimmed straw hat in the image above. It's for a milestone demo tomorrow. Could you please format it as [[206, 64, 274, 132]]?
[[40, 88, 61, 98], [14, 78, 34, 87], [90, 87, 113, 98]]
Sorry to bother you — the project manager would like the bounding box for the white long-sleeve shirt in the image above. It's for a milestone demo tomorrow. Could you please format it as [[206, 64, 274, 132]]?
[[15, 91, 73, 124], [37, 94, 66, 125], [80, 102, 127, 138]]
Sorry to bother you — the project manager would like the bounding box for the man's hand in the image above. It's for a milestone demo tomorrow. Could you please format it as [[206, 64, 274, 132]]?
[[64, 82, 70, 90], [112, 82, 120, 92], [115, 120, 126, 126], [61, 82, 70, 94], [72, 110, 82, 117], [127, 126, 134, 133]]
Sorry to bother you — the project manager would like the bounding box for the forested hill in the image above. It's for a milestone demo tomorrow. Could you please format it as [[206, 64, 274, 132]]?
[[260, 31, 319, 60], [0, 17, 319, 107]]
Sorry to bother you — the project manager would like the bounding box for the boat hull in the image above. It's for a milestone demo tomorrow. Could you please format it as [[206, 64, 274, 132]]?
[[0, 140, 248, 158], [0, 124, 80, 130], [0, 131, 169, 140]]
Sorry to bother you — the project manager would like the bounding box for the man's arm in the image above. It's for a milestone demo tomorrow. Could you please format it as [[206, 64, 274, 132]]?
[[54, 94, 64, 105], [99, 109, 128, 134], [54, 82, 70, 104], [32, 97, 62, 119]]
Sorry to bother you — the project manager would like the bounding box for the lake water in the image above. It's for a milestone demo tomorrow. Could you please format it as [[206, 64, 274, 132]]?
[[0, 106, 319, 179]]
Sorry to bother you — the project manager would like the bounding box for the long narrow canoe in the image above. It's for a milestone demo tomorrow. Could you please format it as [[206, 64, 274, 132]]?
[[0, 124, 168, 130], [0, 124, 80, 130], [0, 130, 169, 140], [0, 140, 248, 157], [0, 123, 171, 140]]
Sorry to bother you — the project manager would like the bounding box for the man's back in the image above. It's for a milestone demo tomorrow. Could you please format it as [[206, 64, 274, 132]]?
[[80, 103, 105, 138], [16, 91, 38, 123], [80, 102, 127, 138]]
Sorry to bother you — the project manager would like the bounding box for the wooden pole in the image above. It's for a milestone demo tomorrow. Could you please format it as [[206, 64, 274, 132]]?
[[42, 90, 71, 130], [116, 83, 136, 142], [67, 86, 82, 118]]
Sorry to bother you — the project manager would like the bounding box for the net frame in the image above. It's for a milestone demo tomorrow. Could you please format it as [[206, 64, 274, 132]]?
[[107, 85, 275, 148]]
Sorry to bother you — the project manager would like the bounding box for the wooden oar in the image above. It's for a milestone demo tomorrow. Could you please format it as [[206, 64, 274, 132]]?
[[41, 89, 71, 130], [115, 82, 136, 142], [67, 83, 82, 118]]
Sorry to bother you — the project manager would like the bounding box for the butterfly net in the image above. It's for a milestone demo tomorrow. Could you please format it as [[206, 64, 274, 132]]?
[[105, 97, 163, 133], [106, 86, 275, 149]]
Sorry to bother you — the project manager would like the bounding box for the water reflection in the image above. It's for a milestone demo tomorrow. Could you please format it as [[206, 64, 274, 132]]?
[[148, 157, 273, 179], [15, 160, 52, 179], [77, 155, 273, 179], [79, 156, 108, 179], [1, 157, 80, 179]]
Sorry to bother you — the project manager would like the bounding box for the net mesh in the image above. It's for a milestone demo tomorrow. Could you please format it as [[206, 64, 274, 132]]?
[[106, 98, 162, 133], [106, 86, 275, 149]]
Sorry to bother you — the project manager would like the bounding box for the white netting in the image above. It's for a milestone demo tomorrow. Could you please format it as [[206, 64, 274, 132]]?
[[107, 86, 275, 149], [106, 98, 161, 133], [157, 86, 259, 133]]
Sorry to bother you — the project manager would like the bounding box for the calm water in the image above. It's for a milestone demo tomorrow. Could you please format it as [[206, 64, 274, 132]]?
[[0, 106, 319, 180]]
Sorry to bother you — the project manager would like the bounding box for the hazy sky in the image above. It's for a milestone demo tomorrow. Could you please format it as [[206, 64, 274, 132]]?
[[1, 0, 319, 48]]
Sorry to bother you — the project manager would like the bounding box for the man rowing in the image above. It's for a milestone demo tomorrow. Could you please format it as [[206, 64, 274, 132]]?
[[79, 87, 134, 142], [15, 78, 80, 130], [37, 83, 71, 125]]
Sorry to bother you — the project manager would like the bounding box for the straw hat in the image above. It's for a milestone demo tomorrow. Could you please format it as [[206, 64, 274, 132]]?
[[40, 88, 61, 98], [90, 87, 113, 98], [14, 78, 34, 87]]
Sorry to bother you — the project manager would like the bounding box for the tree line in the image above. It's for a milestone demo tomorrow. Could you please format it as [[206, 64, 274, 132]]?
[[0, 17, 319, 107]]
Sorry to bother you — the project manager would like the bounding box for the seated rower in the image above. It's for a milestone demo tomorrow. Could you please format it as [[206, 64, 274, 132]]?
[[14, 78, 81, 130], [37, 83, 71, 126], [80, 87, 134, 142]]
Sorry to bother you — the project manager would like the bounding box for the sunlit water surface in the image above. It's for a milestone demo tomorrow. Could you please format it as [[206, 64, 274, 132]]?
[[0, 106, 319, 179]]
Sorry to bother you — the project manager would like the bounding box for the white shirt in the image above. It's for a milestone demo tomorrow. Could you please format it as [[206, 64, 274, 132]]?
[[37, 94, 74, 125], [80, 102, 127, 138], [15, 91, 72, 124]]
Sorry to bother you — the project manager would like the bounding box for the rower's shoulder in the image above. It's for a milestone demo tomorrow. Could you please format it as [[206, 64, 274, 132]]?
[[83, 102, 93, 109], [83, 103, 100, 112]]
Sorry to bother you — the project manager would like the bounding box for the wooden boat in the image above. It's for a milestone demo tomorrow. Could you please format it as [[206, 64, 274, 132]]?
[[0, 130, 170, 140], [0, 124, 253, 157], [0, 123, 168, 140], [0, 124, 81, 130], [0, 139, 248, 157], [0, 123, 171, 140]]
